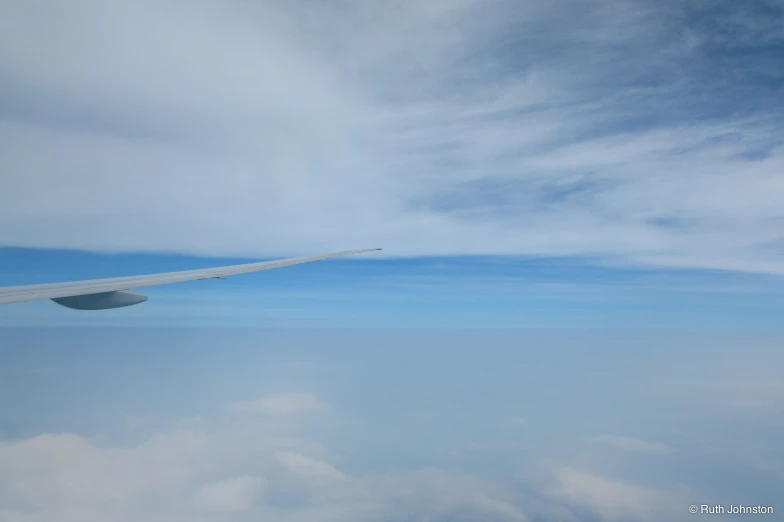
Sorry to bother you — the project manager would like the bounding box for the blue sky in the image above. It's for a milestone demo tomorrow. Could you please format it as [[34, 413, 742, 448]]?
[[3, 247, 784, 329], [1, 0, 784, 520]]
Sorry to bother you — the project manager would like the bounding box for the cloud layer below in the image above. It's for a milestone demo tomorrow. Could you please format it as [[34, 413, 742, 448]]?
[[1, 329, 783, 521], [0, 392, 685, 522]]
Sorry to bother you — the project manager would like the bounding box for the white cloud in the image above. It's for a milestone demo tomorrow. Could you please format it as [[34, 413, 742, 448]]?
[[193, 476, 264, 512], [474, 494, 528, 521], [591, 435, 673, 454], [0, 393, 541, 522], [0, 0, 782, 274], [549, 467, 679, 522], [0, 431, 214, 521], [228, 392, 329, 415], [0, 382, 762, 522], [275, 451, 344, 480]]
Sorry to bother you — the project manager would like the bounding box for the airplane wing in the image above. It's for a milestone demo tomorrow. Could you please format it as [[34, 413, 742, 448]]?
[[0, 248, 381, 310]]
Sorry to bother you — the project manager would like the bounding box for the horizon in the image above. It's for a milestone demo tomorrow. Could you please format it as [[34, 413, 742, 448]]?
[[2, 0, 783, 520]]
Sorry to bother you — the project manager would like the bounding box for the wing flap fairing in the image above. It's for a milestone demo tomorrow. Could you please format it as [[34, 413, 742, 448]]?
[[52, 290, 148, 310]]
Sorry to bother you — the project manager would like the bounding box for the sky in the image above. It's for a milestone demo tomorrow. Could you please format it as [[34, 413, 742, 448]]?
[[1, 0, 784, 521]]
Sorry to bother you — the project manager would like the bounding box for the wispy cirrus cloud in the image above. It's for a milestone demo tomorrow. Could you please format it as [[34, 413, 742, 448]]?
[[0, 0, 782, 273]]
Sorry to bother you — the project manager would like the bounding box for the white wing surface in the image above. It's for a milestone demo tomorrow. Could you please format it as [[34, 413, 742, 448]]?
[[0, 248, 381, 309]]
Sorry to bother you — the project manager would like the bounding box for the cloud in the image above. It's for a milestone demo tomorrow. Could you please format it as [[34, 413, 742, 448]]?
[[0, 0, 783, 274], [0, 392, 540, 522], [367, 468, 532, 522], [0, 388, 700, 522], [474, 495, 528, 521], [548, 467, 679, 522], [228, 392, 329, 415], [193, 476, 265, 513], [591, 435, 674, 454], [5, 331, 783, 521], [275, 451, 344, 480], [0, 431, 214, 521]]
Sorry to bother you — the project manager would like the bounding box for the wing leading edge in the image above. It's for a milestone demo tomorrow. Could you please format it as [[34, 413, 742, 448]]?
[[0, 248, 381, 309]]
